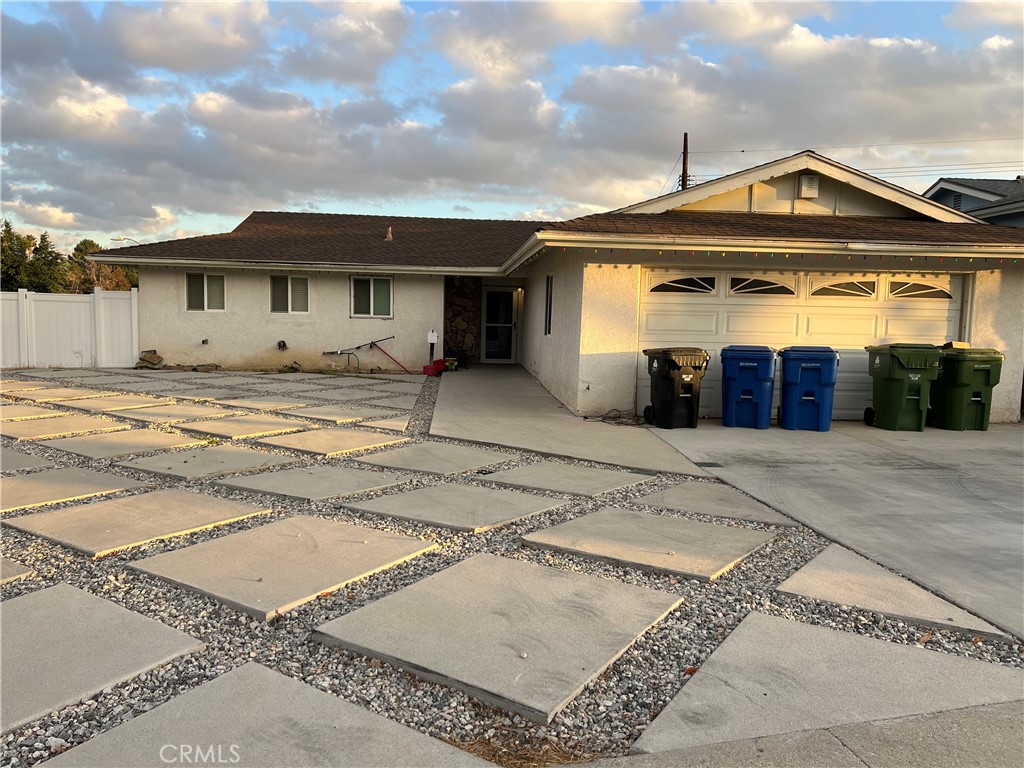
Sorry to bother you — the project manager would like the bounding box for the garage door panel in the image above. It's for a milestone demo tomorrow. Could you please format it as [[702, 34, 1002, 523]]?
[[724, 311, 799, 336], [882, 313, 957, 341], [805, 313, 878, 339], [643, 309, 718, 335]]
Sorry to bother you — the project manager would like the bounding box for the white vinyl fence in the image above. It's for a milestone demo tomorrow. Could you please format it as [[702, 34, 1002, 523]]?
[[1, 289, 139, 369]]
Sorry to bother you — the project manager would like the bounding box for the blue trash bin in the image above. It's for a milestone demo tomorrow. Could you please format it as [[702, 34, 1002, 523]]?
[[720, 345, 776, 429], [778, 346, 840, 431]]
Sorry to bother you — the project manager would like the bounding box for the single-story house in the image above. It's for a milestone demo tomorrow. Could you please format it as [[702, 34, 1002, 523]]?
[[96, 151, 1024, 423]]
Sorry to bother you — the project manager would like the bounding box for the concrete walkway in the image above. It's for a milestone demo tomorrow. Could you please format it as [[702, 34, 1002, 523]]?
[[431, 367, 705, 475]]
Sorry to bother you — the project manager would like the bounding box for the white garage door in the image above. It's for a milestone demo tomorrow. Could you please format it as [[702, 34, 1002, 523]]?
[[637, 270, 963, 421]]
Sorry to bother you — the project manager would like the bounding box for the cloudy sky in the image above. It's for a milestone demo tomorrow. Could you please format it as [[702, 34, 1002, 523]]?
[[2, 1, 1022, 251]]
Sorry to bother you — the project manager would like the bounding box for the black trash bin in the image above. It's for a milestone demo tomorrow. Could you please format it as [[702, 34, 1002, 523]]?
[[642, 347, 710, 429]]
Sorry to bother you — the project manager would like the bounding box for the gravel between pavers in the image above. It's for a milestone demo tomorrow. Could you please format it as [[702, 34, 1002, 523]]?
[[2, 369, 1022, 768]]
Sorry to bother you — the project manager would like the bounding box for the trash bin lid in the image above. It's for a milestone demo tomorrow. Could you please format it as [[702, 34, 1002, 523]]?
[[720, 345, 775, 359], [865, 344, 940, 369], [779, 346, 839, 359], [642, 347, 708, 358], [940, 348, 1004, 362]]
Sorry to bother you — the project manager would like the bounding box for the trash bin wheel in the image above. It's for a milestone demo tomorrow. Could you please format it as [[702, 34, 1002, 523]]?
[[643, 405, 654, 425], [863, 407, 875, 426]]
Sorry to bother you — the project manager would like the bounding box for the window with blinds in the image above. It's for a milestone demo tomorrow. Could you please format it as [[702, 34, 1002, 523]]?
[[271, 276, 308, 313], [186, 273, 225, 311], [351, 276, 392, 317]]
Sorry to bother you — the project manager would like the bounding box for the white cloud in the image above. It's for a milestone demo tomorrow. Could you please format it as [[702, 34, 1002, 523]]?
[[4, 201, 77, 229], [945, 1, 1024, 31], [981, 34, 1015, 50]]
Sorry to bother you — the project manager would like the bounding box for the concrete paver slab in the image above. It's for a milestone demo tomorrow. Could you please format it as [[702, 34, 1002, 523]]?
[[294, 388, 389, 402], [5, 489, 271, 558], [1, 447, 54, 472], [0, 584, 203, 734], [56, 395, 174, 412], [117, 445, 297, 480], [129, 370, 202, 380], [0, 404, 63, 421], [1, 381, 56, 393], [46, 663, 490, 768], [524, 507, 775, 580], [373, 381, 424, 396], [777, 544, 1002, 637], [590, 729, 864, 767], [357, 442, 507, 475], [257, 428, 409, 457], [290, 404, 400, 423], [315, 553, 684, 723], [361, 415, 410, 432], [1, 413, 129, 440], [38, 430, 206, 459], [636, 482, 797, 527], [0, 557, 35, 585], [365, 394, 418, 410], [830, 700, 1024, 768], [214, 396, 317, 410], [247, 372, 343, 382], [1, 468, 147, 513], [8, 387, 120, 402], [347, 484, 566, 532], [215, 465, 408, 502], [481, 462, 649, 497], [631, 611, 1024, 754], [174, 388, 250, 400], [118, 403, 242, 424], [132, 515, 438, 620], [432, 368, 707, 474], [178, 414, 308, 440], [109, 381, 194, 394]]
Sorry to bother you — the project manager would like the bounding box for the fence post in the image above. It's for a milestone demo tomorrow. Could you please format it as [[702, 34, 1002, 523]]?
[[92, 288, 104, 367], [16, 289, 30, 366], [130, 287, 140, 363]]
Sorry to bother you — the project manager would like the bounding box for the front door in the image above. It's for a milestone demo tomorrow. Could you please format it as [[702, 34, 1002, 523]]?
[[482, 288, 518, 363]]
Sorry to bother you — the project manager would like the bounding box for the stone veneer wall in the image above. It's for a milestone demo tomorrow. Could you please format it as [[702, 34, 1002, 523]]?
[[444, 276, 482, 364]]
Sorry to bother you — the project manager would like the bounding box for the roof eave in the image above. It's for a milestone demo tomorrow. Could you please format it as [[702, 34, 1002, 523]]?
[[91, 255, 505, 276], [528, 230, 1023, 260]]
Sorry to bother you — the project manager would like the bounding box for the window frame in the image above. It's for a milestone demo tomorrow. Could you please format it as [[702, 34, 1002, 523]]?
[[350, 275, 394, 319], [186, 273, 226, 312], [270, 275, 309, 314]]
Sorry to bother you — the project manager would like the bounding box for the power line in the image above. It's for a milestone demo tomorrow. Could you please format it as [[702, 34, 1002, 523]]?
[[689, 137, 1023, 155], [658, 151, 684, 196]]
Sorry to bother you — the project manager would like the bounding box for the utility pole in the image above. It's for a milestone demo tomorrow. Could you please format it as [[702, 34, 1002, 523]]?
[[679, 132, 689, 190]]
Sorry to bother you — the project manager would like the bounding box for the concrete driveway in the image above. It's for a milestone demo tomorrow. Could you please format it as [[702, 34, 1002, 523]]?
[[652, 422, 1024, 638]]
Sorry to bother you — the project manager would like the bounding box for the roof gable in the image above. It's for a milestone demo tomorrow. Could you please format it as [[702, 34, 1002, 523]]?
[[617, 150, 982, 224]]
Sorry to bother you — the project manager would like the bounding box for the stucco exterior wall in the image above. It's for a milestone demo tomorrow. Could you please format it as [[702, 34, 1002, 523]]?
[[969, 267, 1023, 423], [520, 253, 583, 411], [577, 263, 640, 416], [137, 267, 444, 372]]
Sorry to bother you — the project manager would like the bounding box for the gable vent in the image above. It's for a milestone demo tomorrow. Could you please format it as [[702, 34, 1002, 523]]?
[[797, 174, 820, 199], [952, 193, 962, 210]]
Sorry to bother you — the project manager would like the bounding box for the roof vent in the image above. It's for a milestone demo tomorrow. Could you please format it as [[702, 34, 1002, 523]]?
[[797, 174, 819, 199], [384, 226, 393, 241]]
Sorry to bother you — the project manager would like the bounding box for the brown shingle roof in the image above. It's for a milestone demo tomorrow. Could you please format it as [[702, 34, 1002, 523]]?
[[97, 212, 546, 270], [542, 211, 1024, 245]]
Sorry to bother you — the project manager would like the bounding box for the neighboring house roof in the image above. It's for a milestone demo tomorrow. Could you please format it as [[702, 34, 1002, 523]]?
[[540, 210, 1024, 245], [617, 150, 983, 223], [96, 212, 545, 272], [923, 177, 1024, 215]]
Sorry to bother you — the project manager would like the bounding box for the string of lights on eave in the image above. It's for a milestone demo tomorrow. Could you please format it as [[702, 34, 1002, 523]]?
[[509, 245, 1021, 275]]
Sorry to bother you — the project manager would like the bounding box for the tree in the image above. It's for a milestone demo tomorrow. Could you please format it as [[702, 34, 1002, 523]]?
[[1, 219, 30, 290], [66, 238, 138, 293], [25, 232, 67, 293]]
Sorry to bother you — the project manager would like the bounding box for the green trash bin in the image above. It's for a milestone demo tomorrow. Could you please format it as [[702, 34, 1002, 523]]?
[[864, 344, 940, 431], [930, 348, 1004, 431]]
